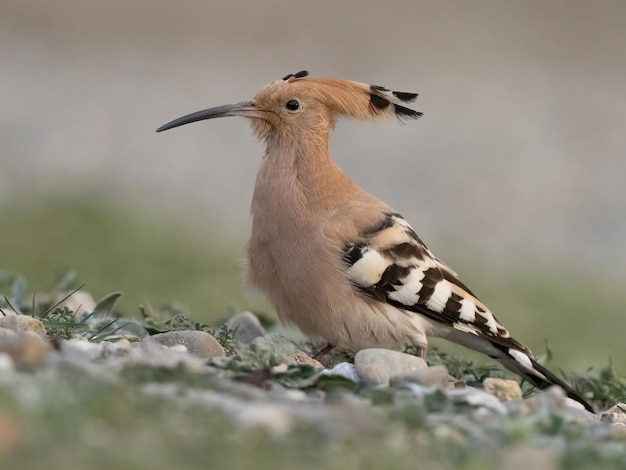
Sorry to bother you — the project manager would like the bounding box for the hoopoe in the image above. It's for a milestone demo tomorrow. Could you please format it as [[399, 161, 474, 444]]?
[[157, 71, 593, 413]]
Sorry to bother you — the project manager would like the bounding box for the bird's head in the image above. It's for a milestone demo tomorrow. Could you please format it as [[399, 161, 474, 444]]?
[[157, 71, 422, 142]]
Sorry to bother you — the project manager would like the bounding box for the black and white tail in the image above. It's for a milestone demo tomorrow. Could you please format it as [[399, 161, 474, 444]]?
[[496, 345, 593, 413]]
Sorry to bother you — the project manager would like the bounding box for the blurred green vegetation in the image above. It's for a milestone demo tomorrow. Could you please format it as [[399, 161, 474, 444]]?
[[0, 193, 268, 321], [0, 194, 623, 372]]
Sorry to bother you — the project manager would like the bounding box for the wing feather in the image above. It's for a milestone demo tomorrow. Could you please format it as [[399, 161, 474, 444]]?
[[342, 212, 527, 353]]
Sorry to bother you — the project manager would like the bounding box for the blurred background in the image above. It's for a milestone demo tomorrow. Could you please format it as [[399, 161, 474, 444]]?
[[1, 0, 624, 371]]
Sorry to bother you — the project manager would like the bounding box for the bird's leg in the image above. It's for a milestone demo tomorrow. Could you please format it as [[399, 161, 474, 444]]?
[[311, 342, 335, 361], [414, 344, 428, 360]]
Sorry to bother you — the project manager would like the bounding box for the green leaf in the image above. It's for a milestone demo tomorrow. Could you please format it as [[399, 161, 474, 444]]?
[[313, 374, 359, 392], [1, 295, 21, 315], [273, 365, 319, 388], [10, 275, 26, 306], [54, 270, 78, 291], [92, 292, 123, 317], [539, 339, 553, 365]]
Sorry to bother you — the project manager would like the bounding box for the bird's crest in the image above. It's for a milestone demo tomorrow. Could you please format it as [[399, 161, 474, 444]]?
[[276, 70, 422, 123]]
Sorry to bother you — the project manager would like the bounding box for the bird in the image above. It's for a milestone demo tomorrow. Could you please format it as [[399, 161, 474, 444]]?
[[157, 70, 594, 413]]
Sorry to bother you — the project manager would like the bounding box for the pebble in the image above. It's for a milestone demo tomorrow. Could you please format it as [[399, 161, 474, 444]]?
[[320, 362, 360, 382], [236, 403, 294, 436], [508, 386, 595, 421], [130, 341, 207, 372], [0, 315, 46, 336], [0, 353, 14, 372], [268, 383, 308, 402], [53, 291, 97, 316], [483, 377, 523, 402], [0, 331, 52, 366], [390, 365, 450, 388], [236, 333, 298, 368], [354, 348, 427, 386], [226, 311, 266, 344], [600, 403, 626, 425], [0, 309, 18, 316], [512, 385, 566, 416], [285, 350, 324, 369], [459, 374, 483, 389], [446, 386, 508, 414], [106, 319, 150, 340], [143, 331, 225, 359], [503, 445, 557, 470], [62, 337, 105, 361], [101, 338, 132, 358]]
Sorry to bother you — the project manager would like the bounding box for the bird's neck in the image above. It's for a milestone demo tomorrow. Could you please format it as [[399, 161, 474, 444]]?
[[252, 134, 359, 219]]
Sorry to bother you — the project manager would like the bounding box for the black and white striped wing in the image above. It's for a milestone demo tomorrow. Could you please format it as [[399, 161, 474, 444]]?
[[342, 212, 527, 352]]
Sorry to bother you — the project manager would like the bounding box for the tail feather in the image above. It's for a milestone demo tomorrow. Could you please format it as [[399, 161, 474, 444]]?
[[496, 347, 594, 413]]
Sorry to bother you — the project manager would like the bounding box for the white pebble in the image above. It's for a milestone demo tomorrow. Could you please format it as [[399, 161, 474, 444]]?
[[320, 362, 359, 382], [168, 344, 189, 354], [0, 352, 15, 371]]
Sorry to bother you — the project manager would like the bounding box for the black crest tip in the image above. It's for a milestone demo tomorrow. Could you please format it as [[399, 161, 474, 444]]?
[[392, 91, 419, 103], [283, 70, 309, 81], [394, 104, 423, 121]]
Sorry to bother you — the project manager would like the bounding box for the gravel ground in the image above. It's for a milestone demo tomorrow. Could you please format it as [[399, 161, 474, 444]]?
[[0, 303, 624, 470]]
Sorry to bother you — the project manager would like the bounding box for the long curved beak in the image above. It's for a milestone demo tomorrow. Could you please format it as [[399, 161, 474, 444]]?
[[156, 100, 259, 132]]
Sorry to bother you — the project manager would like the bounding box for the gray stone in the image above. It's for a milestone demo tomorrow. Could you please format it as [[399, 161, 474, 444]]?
[[459, 374, 483, 389], [0, 308, 18, 316], [0, 315, 46, 336], [101, 338, 132, 358], [354, 348, 427, 386], [600, 403, 626, 425], [62, 337, 104, 361], [226, 311, 266, 344], [236, 333, 298, 368], [143, 331, 225, 359], [446, 387, 507, 414], [483, 377, 523, 402], [105, 319, 150, 340], [129, 341, 207, 371], [509, 386, 595, 419], [390, 365, 450, 388]]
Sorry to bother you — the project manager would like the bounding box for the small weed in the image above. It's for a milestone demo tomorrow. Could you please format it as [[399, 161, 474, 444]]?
[[564, 362, 626, 410], [42, 306, 88, 340], [139, 302, 212, 335], [421, 345, 512, 382], [215, 324, 237, 355]]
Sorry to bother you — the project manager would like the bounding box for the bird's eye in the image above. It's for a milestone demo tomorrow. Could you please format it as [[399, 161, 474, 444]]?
[[285, 99, 300, 111]]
